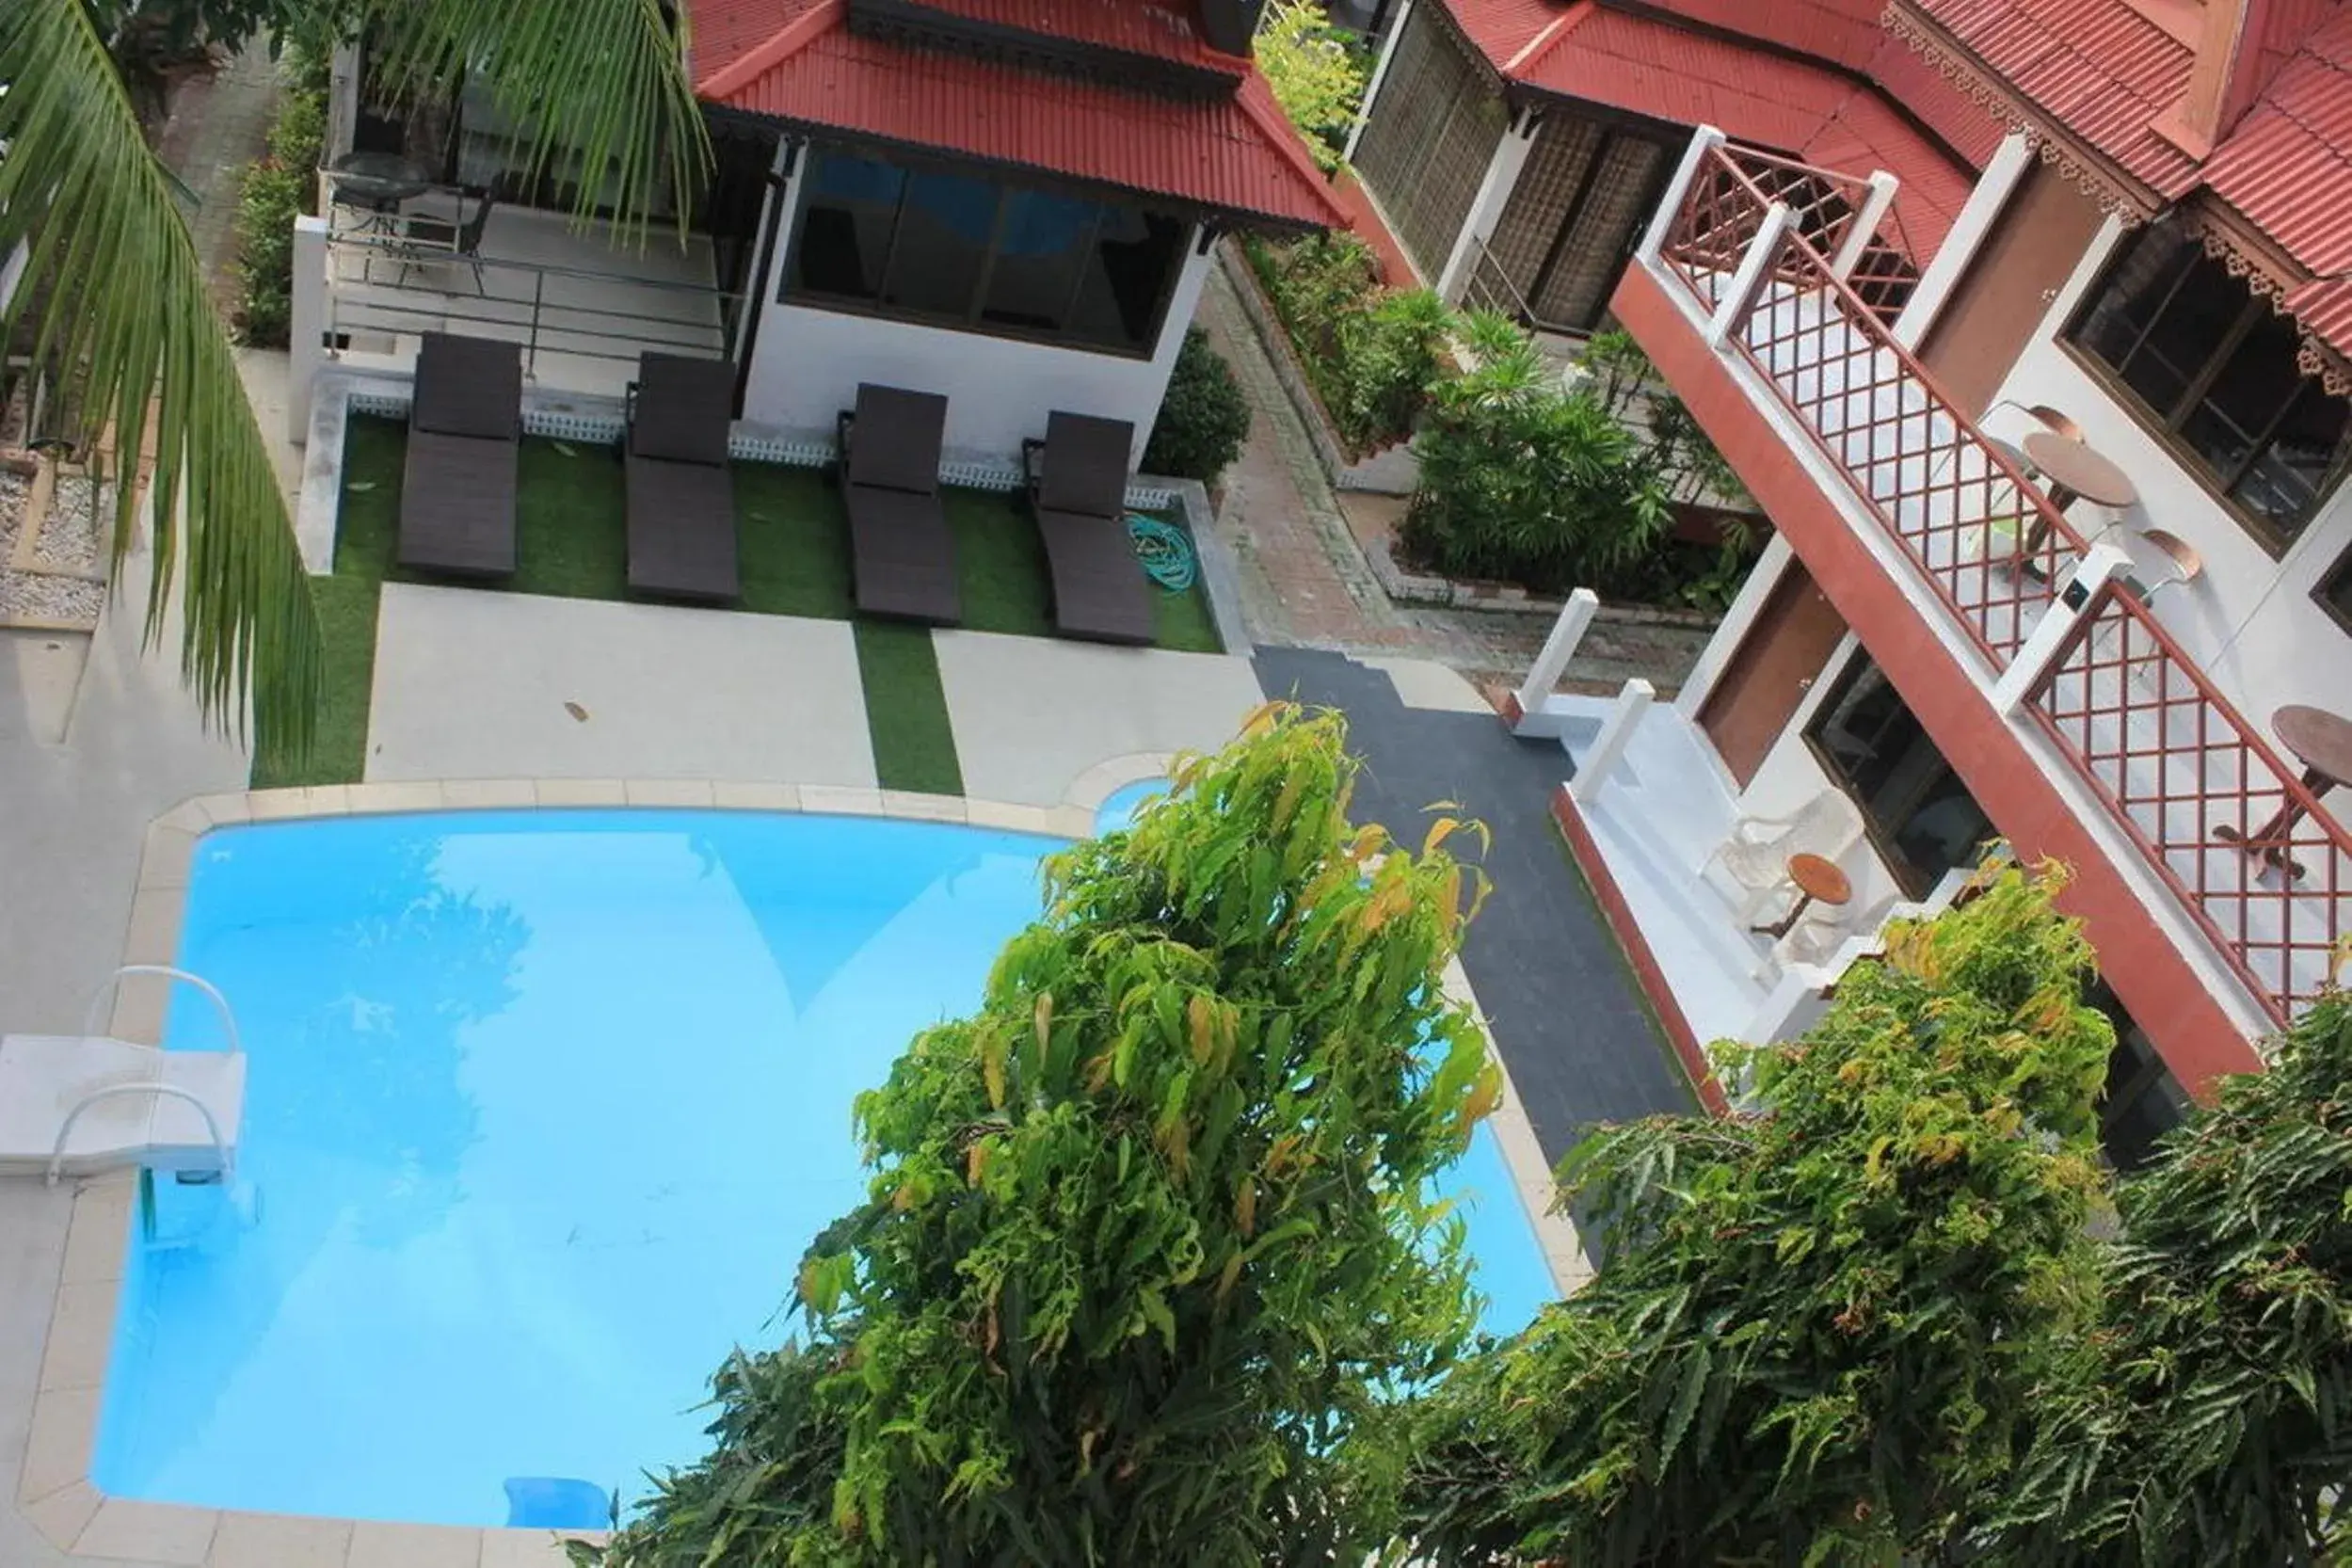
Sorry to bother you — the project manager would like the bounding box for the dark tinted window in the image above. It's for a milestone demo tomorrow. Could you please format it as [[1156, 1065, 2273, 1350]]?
[[2320, 545, 2352, 630], [786, 151, 1184, 355], [2069, 214, 2352, 547], [1806, 656, 1994, 896]]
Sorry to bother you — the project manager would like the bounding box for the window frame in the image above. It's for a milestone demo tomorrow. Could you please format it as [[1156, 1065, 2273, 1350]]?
[[2061, 217, 2352, 556], [2313, 537, 2352, 638], [778, 146, 1192, 361], [1799, 651, 1992, 900]]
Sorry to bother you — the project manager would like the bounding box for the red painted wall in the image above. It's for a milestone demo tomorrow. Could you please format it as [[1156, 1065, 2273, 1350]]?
[[1612, 263, 2266, 1096]]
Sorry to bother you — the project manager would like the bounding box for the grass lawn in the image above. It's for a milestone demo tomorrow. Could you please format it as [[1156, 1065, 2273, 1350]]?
[[259, 416, 1220, 792]]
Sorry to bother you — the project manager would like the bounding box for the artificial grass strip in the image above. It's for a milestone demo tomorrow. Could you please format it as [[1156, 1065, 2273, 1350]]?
[[252, 573, 379, 789], [738, 464, 855, 620], [854, 621, 965, 796], [953, 496, 1224, 653]]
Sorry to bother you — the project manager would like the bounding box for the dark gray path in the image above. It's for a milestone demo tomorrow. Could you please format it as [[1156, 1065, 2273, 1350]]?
[[1255, 648, 1697, 1164]]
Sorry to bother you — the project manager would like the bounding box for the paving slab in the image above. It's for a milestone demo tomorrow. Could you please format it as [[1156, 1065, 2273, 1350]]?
[[936, 631, 1264, 807], [368, 586, 876, 786]]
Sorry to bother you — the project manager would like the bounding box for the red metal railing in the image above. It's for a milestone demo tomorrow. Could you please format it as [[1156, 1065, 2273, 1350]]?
[[1656, 140, 2352, 1023]]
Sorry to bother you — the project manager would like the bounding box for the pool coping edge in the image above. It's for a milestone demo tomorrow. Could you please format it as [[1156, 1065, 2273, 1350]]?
[[21, 777, 1584, 1565]]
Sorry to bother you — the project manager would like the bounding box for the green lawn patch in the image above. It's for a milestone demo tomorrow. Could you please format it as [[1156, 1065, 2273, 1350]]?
[[277, 416, 1221, 792], [855, 621, 964, 795]]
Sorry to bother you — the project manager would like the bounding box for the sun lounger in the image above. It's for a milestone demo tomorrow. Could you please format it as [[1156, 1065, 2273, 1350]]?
[[1022, 411, 1152, 645], [625, 353, 740, 603], [838, 383, 959, 624], [399, 332, 521, 578]]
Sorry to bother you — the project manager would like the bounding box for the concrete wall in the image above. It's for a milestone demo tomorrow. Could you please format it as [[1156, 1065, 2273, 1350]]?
[[739, 145, 1212, 464], [1978, 216, 2352, 728]]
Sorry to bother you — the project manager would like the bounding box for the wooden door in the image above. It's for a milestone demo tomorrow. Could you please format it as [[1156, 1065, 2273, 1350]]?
[[1697, 561, 1848, 785], [1916, 162, 2106, 415]]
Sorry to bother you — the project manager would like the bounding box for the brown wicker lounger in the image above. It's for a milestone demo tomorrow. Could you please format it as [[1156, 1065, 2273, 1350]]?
[[400, 332, 521, 578], [625, 353, 739, 603], [1022, 411, 1151, 645], [838, 384, 959, 624]]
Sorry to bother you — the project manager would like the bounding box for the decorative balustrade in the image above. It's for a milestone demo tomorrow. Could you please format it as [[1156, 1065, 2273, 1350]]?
[[1652, 138, 2351, 1023]]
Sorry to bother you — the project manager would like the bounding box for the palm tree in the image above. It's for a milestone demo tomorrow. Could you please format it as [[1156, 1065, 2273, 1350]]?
[[0, 0, 707, 762]]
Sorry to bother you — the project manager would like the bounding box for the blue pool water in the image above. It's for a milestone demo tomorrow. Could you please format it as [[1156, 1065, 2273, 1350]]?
[[97, 810, 1555, 1528]]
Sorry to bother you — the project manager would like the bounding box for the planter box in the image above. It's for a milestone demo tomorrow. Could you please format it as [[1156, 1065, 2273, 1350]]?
[[1216, 240, 1421, 497]]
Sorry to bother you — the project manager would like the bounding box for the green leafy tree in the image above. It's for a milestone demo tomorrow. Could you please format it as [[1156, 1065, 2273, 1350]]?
[[1390, 864, 2113, 1565], [1143, 327, 1252, 481], [1400, 312, 1674, 595], [1254, 0, 1368, 172], [1990, 995, 2352, 1566], [589, 706, 1503, 1565], [1247, 232, 1451, 454], [1, 0, 706, 763]]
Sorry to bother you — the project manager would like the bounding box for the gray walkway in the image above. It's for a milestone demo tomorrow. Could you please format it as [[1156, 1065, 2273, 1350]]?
[[1254, 648, 1696, 1164]]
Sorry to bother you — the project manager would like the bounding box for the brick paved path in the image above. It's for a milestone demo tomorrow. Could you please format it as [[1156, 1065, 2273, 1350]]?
[[154, 45, 283, 310], [1195, 265, 1710, 696]]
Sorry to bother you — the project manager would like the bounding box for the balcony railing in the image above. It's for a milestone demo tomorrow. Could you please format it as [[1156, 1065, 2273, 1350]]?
[[1648, 136, 2350, 1025]]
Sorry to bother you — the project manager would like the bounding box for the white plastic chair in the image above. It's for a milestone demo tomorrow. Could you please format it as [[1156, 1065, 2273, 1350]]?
[[1702, 792, 1864, 922]]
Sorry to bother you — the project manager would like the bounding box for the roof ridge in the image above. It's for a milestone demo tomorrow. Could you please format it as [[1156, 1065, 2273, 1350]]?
[[1232, 74, 1353, 227], [696, 0, 846, 98], [1502, 0, 1598, 76]]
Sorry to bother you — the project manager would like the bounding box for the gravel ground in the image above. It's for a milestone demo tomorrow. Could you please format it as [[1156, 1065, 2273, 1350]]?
[[35, 474, 107, 572], [0, 467, 106, 626]]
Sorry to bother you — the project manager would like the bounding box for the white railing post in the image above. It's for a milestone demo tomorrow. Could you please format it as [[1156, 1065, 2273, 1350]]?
[[1639, 124, 1726, 264], [288, 215, 330, 446], [1990, 542, 2134, 714], [1513, 587, 1600, 729], [1705, 200, 1792, 350], [1828, 170, 1900, 281], [1569, 679, 1655, 805]]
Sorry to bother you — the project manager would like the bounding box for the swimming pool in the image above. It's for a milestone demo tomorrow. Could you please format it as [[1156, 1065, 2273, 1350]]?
[[97, 808, 1556, 1528]]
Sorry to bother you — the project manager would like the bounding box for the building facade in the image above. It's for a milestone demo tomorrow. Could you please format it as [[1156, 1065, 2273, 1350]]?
[[1598, 0, 2352, 1139]]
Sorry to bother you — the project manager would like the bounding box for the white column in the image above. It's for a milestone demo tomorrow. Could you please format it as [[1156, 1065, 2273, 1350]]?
[[1435, 111, 1541, 302], [1638, 124, 1726, 264], [1989, 542, 2134, 713], [1342, 0, 1414, 165], [287, 216, 330, 447], [1828, 171, 1900, 281], [1514, 587, 1599, 725], [1568, 678, 1655, 804], [1706, 201, 1793, 350], [1891, 133, 2036, 349]]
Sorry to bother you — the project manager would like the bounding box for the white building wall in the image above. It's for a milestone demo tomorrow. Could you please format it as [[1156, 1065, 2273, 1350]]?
[[740, 175, 1212, 466], [1978, 216, 2352, 727]]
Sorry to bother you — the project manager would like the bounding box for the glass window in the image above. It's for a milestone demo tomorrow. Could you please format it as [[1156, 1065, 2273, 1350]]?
[[2318, 544, 2352, 631], [785, 150, 1185, 355], [790, 153, 905, 302], [1804, 656, 1994, 896], [2069, 214, 2352, 547]]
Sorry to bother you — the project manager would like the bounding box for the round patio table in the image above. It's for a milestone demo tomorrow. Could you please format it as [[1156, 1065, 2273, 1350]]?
[[1754, 852, 1850, 939], [328, 151, 432, 220], [2019, 431, 2137, 565], [2212, 704, 2352, 882]]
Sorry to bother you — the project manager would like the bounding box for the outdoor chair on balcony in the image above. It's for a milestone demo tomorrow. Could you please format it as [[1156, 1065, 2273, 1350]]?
[[838, 384, 960, 625], [1702, 792, 1864, 923], [398, 332, 520, 579], [391, 193, 496, 293], [1021, 411, 1152, 646], [624, 353, 739, 604]]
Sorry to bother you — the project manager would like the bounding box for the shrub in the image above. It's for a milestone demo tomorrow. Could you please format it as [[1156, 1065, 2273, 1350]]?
[[588, 708, 1501, 1565], [1400, 312, 1674, 595], [1254, 0, 1369, 171], [1248, 232, 1450, 454], [232, 85, 326, 349], [1143, 327, 1252, 482]]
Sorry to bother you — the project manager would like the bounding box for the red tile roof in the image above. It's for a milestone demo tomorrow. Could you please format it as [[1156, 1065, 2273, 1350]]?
[[1637, 0, 1889, 71], [683, 0, 1344, 228], [1889, 0, 2352, 371], [1448, 0, 1987, 254]]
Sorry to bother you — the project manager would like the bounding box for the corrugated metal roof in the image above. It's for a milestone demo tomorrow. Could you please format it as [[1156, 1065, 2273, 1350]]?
[[687, 0, 1345, 227], [2201, 6, 2352, 276], [1453, 1, 1979, 252], [893, 0, 1246, 73], [1637, 0, 1888, 70], [1864, 31, 2008, 166]]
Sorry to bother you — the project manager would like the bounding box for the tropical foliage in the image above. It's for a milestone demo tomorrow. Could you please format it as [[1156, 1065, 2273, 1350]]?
[[1580, 328, 1748, 510], [1245, 232, 1451, 454], [587, 706, 1502, 1565], [1389, 864, 2114, 1565], [1990, 995, 2352, 1565], [1143, 327, 1252, 482], [232, 56, 328, 348], [0, 0, 708, 762], [1253, 0, 1369, 172]]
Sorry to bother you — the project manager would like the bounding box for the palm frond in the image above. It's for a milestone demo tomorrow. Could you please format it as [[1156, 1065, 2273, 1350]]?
[[366, 0, 711, 238], [0, 0, 320, 761]]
